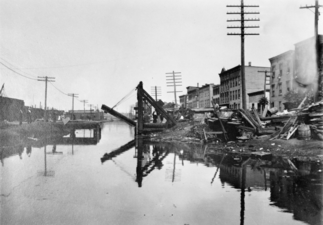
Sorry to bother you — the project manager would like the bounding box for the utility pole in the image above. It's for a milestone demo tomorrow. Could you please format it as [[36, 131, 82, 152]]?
[[166, 71, 182, 110], [151, 86, 161, 101], [37, 76, 55, 122], [88, 104, 93, 120], [227, 1, 260, 109], [300, 0, 322, 100], [80, 99, 88, 120], [196, 83, 200, 108], [80, 100, 88, 113], [68, 93, 78, 120]]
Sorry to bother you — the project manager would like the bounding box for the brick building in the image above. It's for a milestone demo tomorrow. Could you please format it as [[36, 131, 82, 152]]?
[[269, 35, 323, 111], [219, 64, 269, 109]]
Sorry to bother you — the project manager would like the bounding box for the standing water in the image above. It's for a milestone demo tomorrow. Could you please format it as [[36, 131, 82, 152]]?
[[1, 122, 322, 225]]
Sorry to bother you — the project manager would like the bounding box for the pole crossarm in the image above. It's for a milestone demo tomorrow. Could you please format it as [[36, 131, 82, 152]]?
[[228, 33, 259, 35], [227, 5, 259, 7], [227, 19, 260, 22], [227, 12, 259, 14], [228, 26, 259, 28], [37, 76, 55, 121]]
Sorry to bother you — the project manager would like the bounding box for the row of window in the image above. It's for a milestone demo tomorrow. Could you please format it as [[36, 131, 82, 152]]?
[[271, 61, 291, 79], [271, 80, 291, 97], [220, 77, 240, 92]]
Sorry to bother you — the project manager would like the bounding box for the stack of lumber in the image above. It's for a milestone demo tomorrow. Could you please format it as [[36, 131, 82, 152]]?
[[308, 102, 323, 140]]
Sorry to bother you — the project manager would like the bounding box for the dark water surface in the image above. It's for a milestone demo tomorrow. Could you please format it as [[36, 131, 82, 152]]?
[[1, 122, 322, 225]]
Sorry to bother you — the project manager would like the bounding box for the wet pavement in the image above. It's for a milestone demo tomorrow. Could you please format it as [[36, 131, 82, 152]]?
[[1, 121, 322, 225]]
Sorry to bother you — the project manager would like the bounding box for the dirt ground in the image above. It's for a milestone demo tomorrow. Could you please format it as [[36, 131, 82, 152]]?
[[149, 121, 323, 161]]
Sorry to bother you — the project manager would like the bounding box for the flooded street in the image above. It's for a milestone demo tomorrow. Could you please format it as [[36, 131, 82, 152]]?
[[1, 122, 322, 225]]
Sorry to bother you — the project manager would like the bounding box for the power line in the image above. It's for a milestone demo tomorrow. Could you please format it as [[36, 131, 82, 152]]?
[[49, 82, 68, 96], [0, 61, 37, 81]]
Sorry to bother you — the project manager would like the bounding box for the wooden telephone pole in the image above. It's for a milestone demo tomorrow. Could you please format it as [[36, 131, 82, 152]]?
[[166, 71, 182, 109], [300, 0, 322, 100], [151, 86, 161, 101], [68, 93, 78, 120], [37, 76, 55, 121], [227, 1, 260, 109]]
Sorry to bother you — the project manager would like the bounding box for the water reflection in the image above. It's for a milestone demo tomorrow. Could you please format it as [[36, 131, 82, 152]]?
[[101, 139, 323, 225]]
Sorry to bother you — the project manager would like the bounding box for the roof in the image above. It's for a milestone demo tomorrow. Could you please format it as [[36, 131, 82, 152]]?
[[268, 50, 294, 63]]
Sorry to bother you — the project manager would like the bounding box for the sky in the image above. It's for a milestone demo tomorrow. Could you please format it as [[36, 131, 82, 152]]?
[[0, 0, 320, 112]]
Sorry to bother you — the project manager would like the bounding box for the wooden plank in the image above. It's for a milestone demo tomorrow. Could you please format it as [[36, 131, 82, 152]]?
[[253, 109, 263, 125], [262, 105, 268, 118], [215, 111, 229, 141], [238, 109, 257, 130]]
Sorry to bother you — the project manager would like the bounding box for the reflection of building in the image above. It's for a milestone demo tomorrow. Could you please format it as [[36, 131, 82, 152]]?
[[219, 63, 269, 109]]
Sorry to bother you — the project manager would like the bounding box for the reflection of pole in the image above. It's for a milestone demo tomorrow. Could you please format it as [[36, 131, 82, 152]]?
[[172, 151, 177, 183], [240, 165, 246, 225], [44, 145, 47, 176], [136, 137, 143, 187], [211, 154, 226, 184]]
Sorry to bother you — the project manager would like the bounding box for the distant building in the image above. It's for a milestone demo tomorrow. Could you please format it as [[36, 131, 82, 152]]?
[[186, 86, 198, 109], [269, 50, 294, 111], [179, 94, 187, 108], [67, 110, 104, 121], [198, 83, 214, 108], [248, 91, 265, 111], [219, 63, 269, 109], [0, 96, 24, 121], [269, 35, 323, 111]]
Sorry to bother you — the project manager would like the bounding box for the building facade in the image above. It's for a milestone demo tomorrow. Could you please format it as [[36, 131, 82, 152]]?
[[198, 83, 214, 108], [186, 86, 198, 109], [268, 35, 323, 111], [269, 50, 294, 111], [219, 64, 269, 109], [179, 95, 187, 108]]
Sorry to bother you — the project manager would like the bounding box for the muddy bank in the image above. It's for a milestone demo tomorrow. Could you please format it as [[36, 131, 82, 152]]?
[[149, 121, 323, 161], [0, 122, 69, 146]]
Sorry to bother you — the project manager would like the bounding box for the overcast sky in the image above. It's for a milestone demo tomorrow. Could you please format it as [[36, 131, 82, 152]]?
[[0, 0, 320, 112]]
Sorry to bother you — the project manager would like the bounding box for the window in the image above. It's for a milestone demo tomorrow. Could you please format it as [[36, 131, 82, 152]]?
[[238, 89, 240, 99], [279, 63, 283, 78], [271, 102, 275, 108], [272, 65, 276, 79], [271, 84, 275, 97], [279, 101, 282, 111], [278, 83, 282, 95]]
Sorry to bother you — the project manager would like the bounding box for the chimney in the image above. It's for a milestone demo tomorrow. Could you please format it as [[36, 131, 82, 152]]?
[[248, 62, 251, 66]]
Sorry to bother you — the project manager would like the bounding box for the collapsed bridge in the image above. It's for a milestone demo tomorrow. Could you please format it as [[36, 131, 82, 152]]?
[[101, 81, 176, 136]]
